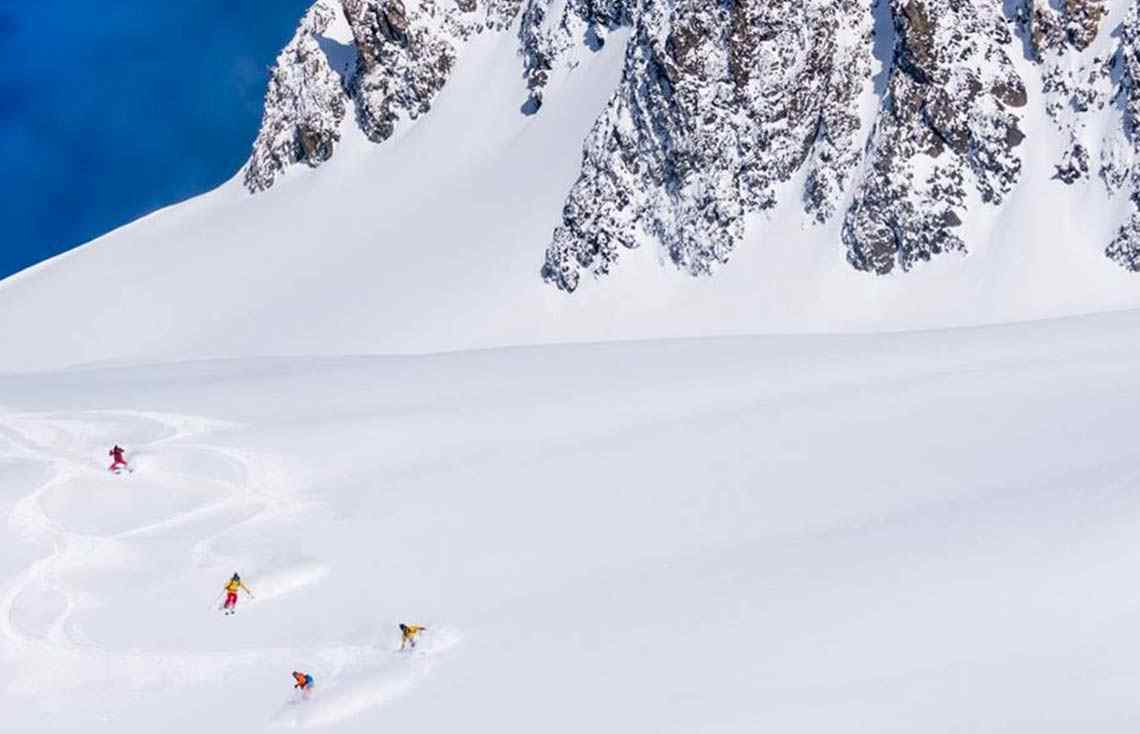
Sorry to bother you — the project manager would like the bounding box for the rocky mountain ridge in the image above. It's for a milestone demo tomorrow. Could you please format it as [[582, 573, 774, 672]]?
[[244, 0, 1140, 289]]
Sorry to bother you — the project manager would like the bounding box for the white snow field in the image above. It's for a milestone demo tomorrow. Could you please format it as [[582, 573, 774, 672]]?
[[3, 311, 1140, 732], [4, 3, 1140, 730]]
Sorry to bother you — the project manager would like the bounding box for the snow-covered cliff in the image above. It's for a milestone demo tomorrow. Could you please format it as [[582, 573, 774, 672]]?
[[7, 0, 1140, 373], [242, 0, 1140, 289], [244, 0, 350, 193], [542, 1, 875, 289]]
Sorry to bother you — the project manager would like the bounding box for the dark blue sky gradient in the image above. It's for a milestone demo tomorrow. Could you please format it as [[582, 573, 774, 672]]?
[[0, 0, 314, 279]]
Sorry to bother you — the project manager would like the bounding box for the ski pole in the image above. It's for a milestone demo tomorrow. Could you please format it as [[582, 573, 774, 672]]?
[[212, 591, 225, 609]]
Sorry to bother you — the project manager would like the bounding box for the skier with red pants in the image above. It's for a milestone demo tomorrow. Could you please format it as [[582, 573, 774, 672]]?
[[108, 445, 128, 473], [221, 573, 253, 615]]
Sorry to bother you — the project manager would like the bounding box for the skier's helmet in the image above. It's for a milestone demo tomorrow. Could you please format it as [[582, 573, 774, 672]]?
[[232, 573, 240, 581], [399, 623, 407, 631]]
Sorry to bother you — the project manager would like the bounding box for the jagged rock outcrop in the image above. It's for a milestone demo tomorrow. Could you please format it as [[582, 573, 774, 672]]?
[[243, 0, 507, 192], [244, 0, 349, 193], [1025, 0, 1113, 189], [245, 0, 531, 192], [341, 0, 459, 142], [1105, 9, 1140, 270], [1025, 0, 1108, 55], [1023, 1, 1140, 272], [842, 0, 1027, 275], [541, 0, 873, 292], [800, 1, 875, 224], [1040, 50, 1115, 185], [518, 0, 632, 112], [245, 0, 1140, 286]]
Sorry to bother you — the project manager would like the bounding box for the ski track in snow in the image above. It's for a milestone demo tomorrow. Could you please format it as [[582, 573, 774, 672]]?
[[270, 628, 462, 729], [0, 409, 453, 725]]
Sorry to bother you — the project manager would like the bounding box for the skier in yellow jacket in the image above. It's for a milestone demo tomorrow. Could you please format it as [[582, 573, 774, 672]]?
[[221, 573, 253, 615], [399, 623, 427, 650]]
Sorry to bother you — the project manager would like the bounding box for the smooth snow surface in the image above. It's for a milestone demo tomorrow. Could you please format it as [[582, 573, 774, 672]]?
[[3, 15, 1140, 372], [4, 311, 1140, 731]]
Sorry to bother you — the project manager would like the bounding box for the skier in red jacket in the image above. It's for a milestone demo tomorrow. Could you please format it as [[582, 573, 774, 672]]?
[[108, 445, 128, 473]]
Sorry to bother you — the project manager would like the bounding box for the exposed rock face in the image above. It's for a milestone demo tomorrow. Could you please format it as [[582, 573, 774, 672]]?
[[342, 0, 459, 142], [245, 0, 520, 192], [1065, 1, 1110, 50], [802, 1, 876, 225], [541, 0, 873, 292], [246, 0, 1140, 285], [1026, 0, 1109, 55], [1026, 0, 1113, 190], [1105, 9, 1140, 270], [1024, 1, 1140, 273], [1039, 51, 1115, 186], [842, 0, 1027, 275], [244, 1, 349, 193], [518, 0, 632, 113]]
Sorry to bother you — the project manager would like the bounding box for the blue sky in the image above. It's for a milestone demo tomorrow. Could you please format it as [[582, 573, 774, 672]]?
[[0, 0, 314, 280]]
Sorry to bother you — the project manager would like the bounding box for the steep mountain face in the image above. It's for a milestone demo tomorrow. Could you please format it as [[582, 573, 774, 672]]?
[[245, 0, 1139, 288], [1106, 11, 1140, 269], [542, 1, 873, 290], [1022, 1, 1139, 268], [843, 0, 1027, 275], [244, 0, 349, 193], [516, 1, 631, 115], [246, 0, 524, 190], [10, 0, 1140, 374], [341, 0, 458, 143], [1027, 0, 1108, 53]]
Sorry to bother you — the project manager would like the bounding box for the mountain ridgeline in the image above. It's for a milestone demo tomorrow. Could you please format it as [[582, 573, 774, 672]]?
[[244, 0, 1140, 290]]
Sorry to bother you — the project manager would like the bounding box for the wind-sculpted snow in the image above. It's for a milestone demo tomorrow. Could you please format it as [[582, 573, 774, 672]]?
[[244, 1, 349, 193], [842, 0, 1028, 275]]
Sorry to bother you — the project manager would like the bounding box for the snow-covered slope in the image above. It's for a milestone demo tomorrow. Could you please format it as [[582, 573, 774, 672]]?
[[2, 1, 1140, 373], [4, 311, 1140, 732], [6, 4, 1140, 731]]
